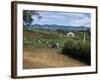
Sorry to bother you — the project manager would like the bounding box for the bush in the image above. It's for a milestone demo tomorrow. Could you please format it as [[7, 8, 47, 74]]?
[[62, 39, 91, 65]]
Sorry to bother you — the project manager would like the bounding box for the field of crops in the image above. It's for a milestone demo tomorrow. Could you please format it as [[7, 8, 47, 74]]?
[[23, 28, 91, 65]]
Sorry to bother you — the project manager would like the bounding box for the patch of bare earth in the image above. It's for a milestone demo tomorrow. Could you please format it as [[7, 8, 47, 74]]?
[[23, 47, 88, 69]]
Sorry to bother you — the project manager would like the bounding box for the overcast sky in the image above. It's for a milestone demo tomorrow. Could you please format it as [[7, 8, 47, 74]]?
[[32, 11, 91, 27]]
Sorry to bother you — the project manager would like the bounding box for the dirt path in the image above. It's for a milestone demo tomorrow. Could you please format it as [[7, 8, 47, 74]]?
[[23, 47, 87, 69]]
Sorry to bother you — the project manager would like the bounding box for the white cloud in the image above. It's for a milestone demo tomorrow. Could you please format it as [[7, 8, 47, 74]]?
[[32, 11, 91, 27]]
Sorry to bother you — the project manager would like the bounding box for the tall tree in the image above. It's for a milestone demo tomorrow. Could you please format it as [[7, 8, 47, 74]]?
[[23, 10, 42, 30]]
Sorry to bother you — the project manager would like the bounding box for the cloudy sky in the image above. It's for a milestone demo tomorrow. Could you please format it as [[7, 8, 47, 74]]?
[[32, 11, 91, 27]]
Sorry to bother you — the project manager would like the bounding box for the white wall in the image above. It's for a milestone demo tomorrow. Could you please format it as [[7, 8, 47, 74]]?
[[0, 0, 100, 80]]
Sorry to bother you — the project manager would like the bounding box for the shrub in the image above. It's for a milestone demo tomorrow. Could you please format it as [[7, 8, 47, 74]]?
[[62, 38, 91, 65]]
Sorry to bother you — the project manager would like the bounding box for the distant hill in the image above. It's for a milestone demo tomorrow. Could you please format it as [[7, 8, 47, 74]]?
[[29, 24, 90, 31]]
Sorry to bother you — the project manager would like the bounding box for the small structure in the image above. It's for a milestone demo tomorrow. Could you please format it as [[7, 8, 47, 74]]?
[[67, 32, 75, 37]]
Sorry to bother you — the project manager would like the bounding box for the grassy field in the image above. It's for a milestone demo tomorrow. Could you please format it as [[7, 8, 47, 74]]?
[[24, 29, 90, 47], [23, 28, 91, 68]]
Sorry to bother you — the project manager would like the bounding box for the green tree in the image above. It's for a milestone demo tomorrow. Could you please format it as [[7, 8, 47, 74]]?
[[23, 10, 42, 30]]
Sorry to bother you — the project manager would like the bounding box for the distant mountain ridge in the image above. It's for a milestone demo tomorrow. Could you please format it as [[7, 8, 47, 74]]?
[[29, 24, 90, 31]]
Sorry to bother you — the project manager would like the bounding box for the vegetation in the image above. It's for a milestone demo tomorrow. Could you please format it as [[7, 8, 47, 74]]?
[[23, 10, 42, 30], [23, 29, 67, 48], [24, 27, 91, 65], [62, 38, 90, 65]]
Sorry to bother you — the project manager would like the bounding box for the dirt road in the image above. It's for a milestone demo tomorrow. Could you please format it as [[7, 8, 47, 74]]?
[[23, 47, 88, 69]]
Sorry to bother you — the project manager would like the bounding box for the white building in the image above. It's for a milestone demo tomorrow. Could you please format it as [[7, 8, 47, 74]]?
[[67, 32, 75, 37]]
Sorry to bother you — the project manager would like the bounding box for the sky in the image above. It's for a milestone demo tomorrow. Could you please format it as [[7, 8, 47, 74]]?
[[32, 11, 91, 27]]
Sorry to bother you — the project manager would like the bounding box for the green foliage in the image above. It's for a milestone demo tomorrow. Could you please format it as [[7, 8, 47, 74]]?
[[56, 29, 68, 34], [23, 10, 42, 30], [62, 38, 91, 65], [24, 37, 66, 48]]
